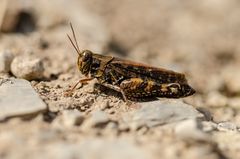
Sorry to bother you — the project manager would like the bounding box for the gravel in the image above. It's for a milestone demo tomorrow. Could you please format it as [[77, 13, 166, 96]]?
[[10, 55, 44, 80]]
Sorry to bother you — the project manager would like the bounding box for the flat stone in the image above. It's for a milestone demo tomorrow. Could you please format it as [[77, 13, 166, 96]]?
[[217, 122, 237, 132], [175, 119, 211, 142], [34, 139, 150, 159], [124, 99, 203, 129], [206, 91, 228, 107], [61, 109, 84, 127], [222, 66, 240, 94], [201, 121, 217, 132], [0, 78, 46, 120], [53, 109, 84, 129], [228, 97, 240, 109], [82, 110, 110, 129], [0, 50, 14, 73]]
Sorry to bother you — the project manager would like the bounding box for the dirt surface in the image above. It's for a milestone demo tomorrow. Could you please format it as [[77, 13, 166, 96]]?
[[1, 0, 240, 159]]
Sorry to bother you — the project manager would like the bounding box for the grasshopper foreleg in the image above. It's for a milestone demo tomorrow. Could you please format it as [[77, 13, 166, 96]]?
[[64, 77, 93, 97]]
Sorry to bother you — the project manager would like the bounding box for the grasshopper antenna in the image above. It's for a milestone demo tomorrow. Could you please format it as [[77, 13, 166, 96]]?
[[67, 23, 81, 55]]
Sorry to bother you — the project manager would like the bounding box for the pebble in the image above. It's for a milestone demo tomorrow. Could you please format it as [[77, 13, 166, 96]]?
[[99, 101, 109, 110], [24, 139, 150, 159], [196, 107, 213, 121], [82, 110, 110, 129], [228, 97, 240, 109], [222, 66, 240, 94], [61, 109, 84, 127], [0, 50, 14, 73], [201, 121, 217, 132], [175, 119, 211, 142], [11, 55, 44, 80], [206, 91, 228, 107], [0, 78, 47, 121], [217, 122, 237, 132], [124, 100, 203, 129]]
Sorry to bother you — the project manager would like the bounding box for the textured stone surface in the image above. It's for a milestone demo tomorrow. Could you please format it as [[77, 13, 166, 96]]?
[[175, 119, 211, 142], [217, 122, 238, 132], [124, 100, 203, 129], [0, 78, 46, 120], [11, 55, 44, 80], [82, 110, 110, 129], [0, 138, 150, 159], [0, 50, 14, 73]]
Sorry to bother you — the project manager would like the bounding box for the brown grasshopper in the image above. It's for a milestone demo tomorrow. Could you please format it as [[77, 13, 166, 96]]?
[[66, 24, 195, 101]]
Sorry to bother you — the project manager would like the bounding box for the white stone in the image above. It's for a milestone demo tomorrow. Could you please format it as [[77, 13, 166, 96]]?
[[0, 50, 14, 73], [201, 121, 217, 132], [124, 100, 203, 129], [175, 119, 211, 142], [0, 78, 46, 120], [222, 66, 240, 94], [217, 122, 237, 132], [11, 55, 44, 80], [228, 97, 240, 109], [82, 110, 109, 129], [61, 109, 84, 127], [206, 91, 228, 107]]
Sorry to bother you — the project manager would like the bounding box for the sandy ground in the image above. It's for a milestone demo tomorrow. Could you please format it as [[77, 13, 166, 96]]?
[[1, 0, 240, 158]]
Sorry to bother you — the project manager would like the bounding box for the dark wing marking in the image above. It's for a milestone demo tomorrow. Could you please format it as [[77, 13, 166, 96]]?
[[110, 57, 187, 84]]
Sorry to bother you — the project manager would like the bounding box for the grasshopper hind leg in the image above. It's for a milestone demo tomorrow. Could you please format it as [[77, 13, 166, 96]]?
[[119, 78, 195, 99], [98, 83, 128, 102]]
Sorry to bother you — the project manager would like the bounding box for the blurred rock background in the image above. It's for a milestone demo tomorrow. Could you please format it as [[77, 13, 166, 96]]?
[[1, 0, 240, 158]]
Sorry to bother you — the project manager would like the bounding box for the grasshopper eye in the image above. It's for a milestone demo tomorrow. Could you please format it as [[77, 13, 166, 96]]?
[[82, 50, 92, 62], [79, 50, 93, 75]]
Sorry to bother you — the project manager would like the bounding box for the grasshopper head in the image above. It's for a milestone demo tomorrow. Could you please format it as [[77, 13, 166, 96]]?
[[67, 23, 93, 76], [77, 50, 93, 76]]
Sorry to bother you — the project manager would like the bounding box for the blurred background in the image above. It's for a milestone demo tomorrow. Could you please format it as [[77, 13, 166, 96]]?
[[1, 0, 240, 158], [1, 0, 240, 94]]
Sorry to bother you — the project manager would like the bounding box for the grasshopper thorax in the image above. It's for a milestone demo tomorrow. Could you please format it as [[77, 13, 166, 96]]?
[[77, 50, 93, 76]]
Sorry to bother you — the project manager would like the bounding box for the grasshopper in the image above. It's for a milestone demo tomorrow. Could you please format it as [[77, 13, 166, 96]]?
[[66, 24, 195, 101]]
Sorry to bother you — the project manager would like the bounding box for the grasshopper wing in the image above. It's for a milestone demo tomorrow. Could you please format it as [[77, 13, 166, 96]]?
[[110, 58, 187, 84]]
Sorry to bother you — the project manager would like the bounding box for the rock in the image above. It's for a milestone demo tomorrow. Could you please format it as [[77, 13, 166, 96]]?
[[16, 139, 150, 159], [99, 101, 109, 110], [124, 100, 203, 129], [0, 78, 46, 121], [0, 50, 14, 73], [11, 55, 44, 80], [213, 132, 240, 159], [213, 107, 235, 122], [175, 119, 211, 142], [217, 122, 237, 132], [75, 139, 150, 159], [196, 107, 213, 121], [118, 122, 130, 132], [82, 110, 110, 129], [52, 109, 84, 129], [222, 66, 240, 94], [61, 109, 84, 127], [206, 91, 228, 107], [228, 97, 240, 109], [201, 121, 217, 132]]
